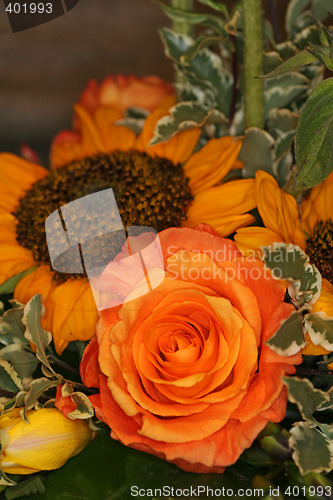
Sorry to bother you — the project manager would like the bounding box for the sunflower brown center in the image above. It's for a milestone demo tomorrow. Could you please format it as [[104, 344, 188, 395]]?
[[306, 219, 333, 284], [14, 150, 193, 282]]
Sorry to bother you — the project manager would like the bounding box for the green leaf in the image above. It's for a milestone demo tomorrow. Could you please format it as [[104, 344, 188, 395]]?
[[307, 44, 333, 71], [294, 78, 333, 189], [66, 392, 94, 420], [289, 423, 333, 475], [150, 101, 227, 144], [0, 304, 26, 346], [266, 310, 306, 356], [5, 476, 45, 499], [317, 387, 333, 411], [180, 35, 223, 64], [259, 51, 317, 79], [22, 296, 54, 374], [262, 243, 322, 307], [285, 0, 311, 38], [283, 377, 329, 421], [304, 311, 333, 351], [0, 360, 22, 394], [0, 269, 36, 296], [264, 72, 308, 114], [0, 344, 39, 384], [267, 108, 299, 135], [312, 0, 332, 21], [157, 3, 226, 35], [159, 27, 193, 62], [196, 0, 229, 16], [24, 378, 60, 411], [239, 128, 275, 177]]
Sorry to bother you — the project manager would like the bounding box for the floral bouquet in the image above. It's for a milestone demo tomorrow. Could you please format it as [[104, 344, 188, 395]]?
[[0, 1, 333, 499]]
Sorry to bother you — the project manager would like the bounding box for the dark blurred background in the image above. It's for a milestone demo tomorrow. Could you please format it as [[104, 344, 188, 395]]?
[[0, 0, 288, 162]]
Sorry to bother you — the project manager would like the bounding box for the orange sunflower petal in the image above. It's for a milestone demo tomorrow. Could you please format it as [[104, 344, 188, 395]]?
[[184, 179, 256, 236], [301, 171, 333, 234], [0, 245, 36, 285], [48, 278, 99, 354], [254, 170, 306, 249], [0, 154, 48, 212], [183, 137, 242, 194], [136, 109, 200, 164], [234, 227, 283, 256]]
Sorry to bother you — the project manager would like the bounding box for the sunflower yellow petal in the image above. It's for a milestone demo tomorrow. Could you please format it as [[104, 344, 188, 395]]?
[[184, 137, 242, 194], [1, 408, 92, 474], [14, 266, 56, 332], [185, 179, 256, 234], [73, 104, 106, 157], [136, 108, 200, 164], [234, 226, 282, 256], [301, 171, 333, 234], [0, 245, 36, 285], [254, 170, 306, 249], [48, 278, 99, 353]]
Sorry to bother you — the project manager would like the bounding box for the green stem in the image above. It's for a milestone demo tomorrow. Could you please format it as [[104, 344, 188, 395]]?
[[171, 0, 193, 37], [243, 0, 265, 129]]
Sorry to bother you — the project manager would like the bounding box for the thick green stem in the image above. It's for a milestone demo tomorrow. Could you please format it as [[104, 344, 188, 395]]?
[[171, 0, 193, 37], [243, 0, 265, 129]]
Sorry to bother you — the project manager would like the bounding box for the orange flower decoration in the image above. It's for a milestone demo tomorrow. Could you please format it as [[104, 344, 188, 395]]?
[[81, 225, 301, 473], [76, 74, 174, 119]]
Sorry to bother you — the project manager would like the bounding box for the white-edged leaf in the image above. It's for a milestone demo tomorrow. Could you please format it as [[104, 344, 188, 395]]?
[[24, 377, 60, 411], [0, 359, 22, 393], [150, 102, 227, 145], [305, 311, 333, 351], [283, 376, 329, 421], [22, 295, 53, 373], [318, 387, 333, 411], [262, 243, 322, 307], [266, 310, 306, 356], [264, 72, 309, 114], [286, 0, 311, 38], [239, 127, 275, 177], [289, 422, 333, 475], [0, 304, 26, 346], [5, 476, 45, 499], [0, 344, 38, 385], [259, 51, 317, 79], [67, 392, 95, 420]]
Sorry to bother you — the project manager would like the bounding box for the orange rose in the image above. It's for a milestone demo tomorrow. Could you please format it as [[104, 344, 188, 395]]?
[[80, 226, 301, 473], [76, 74, 174, 118]]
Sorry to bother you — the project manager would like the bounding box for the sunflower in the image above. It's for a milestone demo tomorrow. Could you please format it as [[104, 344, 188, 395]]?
[[234, 170, 333, 361], [0, 91, 256, 354]]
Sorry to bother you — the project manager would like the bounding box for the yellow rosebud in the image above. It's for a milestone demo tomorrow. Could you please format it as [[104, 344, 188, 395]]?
[[0, 408, 92, 474]]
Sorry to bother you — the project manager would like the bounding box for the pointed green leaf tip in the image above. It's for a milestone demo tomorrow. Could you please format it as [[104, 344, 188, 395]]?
[[22, 295, 54, 374], [262, 243, 322, 308], [258, 50, 317, 79], [294, 78, 333, 190]]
